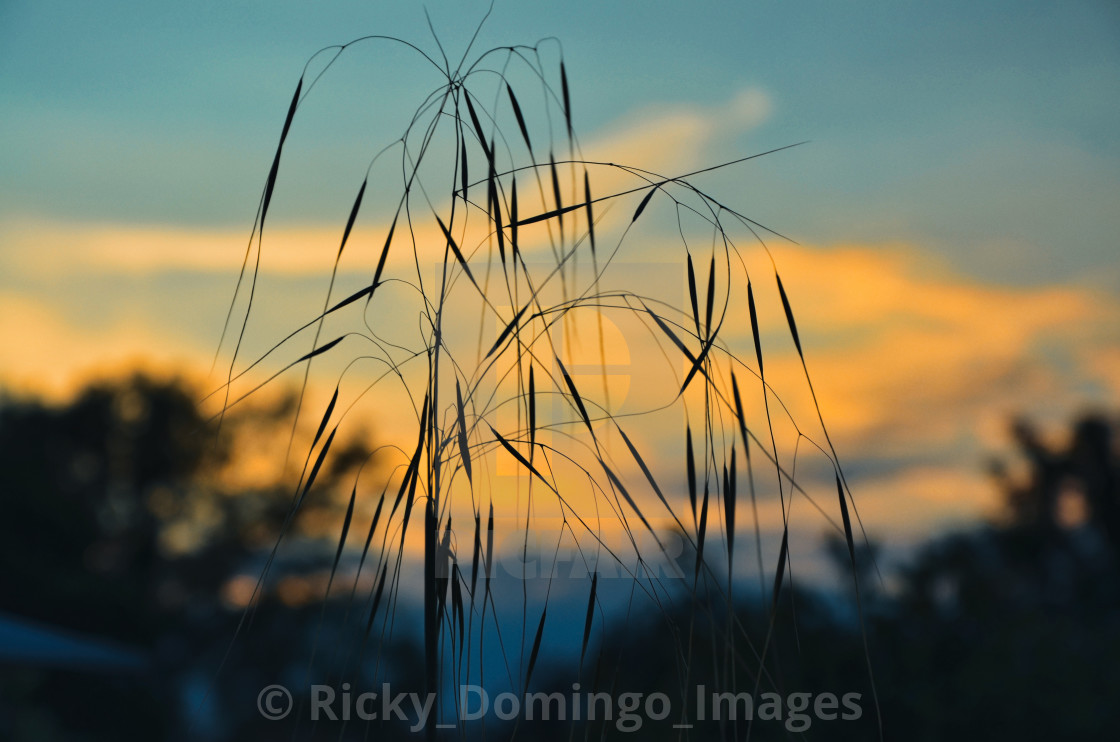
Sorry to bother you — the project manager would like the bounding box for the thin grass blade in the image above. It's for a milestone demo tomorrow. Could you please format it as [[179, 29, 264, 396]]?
[[642, 304, 698, 365], [509, 176, 519, 255], [556, 357, 593, 435], [455, 379, 473, 485], [686, 424, 697, 521], [300, 426, 337, 502], [451, 563, 465, 660], [631, 185, 658, 223], [436, 214, 480, 291], [463, 92, 492, 164], [726, 446, 737, 563], [488, 153, 505, 264], [513, 201, 585, 228], [470, 510, 481, 597], [490, 425, 556, 492], [580, 573, 597, 667], [528, 365, 537, 458], [460, 139, 469, 199], [366, 494, 385, 557], [506, 82, 532, 153], [485, 502, 495, 584], [837, 473, 856, 569], [295, 336, 346, 365], [485, 303, 531, 359], [549, 152, 564, 242], [731, 373, 748, 450], [560, 59, 572, 138], [364, 562, 389, 635], [583, 170, 595, 254], [370, 213, 398, 293], [327, 484, 357, 597], [260, 76, 302, 228], [616, 424, 678, 521], [705, 255, 716, 341], [312, 386, 339, 451], [525, 608, 547, 692], [328, 285, 376, 315], [393, 393, 429, 523], [337, 179, 366, 261], [678, 337, 714, 395], [772, 527, 789, 609], [776, 273, 803, 357], [687, 253, 701, 341], [695, 479, 710, 581], [748, 281, 764, 376]]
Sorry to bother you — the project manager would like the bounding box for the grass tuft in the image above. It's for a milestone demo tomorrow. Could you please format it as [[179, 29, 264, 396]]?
[[208, 21, 881, 740]]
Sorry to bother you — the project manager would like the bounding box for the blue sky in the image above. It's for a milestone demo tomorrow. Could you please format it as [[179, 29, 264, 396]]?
[[3, 0, 1117, 283]]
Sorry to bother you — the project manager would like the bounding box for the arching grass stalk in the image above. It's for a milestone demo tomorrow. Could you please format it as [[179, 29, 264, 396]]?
[[210, 17, 881, 741]]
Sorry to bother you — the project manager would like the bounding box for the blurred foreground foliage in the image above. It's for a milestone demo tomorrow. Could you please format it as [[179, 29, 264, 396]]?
[[0, 372, 402, 741], [0, 372, 1117, 740], [545, 412, 1120, 741]]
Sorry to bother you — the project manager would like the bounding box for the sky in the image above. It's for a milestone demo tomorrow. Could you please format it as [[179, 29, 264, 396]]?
[[2, 0, 1119, 570]]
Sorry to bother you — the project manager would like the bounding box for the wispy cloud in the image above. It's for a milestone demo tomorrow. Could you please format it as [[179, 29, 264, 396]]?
[[752, 243, 1119, 457], [1, 87, 775, 279], [0, 293, 206, 399]]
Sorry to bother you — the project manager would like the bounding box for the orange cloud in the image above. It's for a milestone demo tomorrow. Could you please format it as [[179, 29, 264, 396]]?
[[727, 243, 1120, 460], [0, 293, 207, 400]]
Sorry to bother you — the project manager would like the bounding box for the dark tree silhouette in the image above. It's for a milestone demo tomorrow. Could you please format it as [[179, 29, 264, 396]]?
[[992, 414, 1120, 554], [0, 373, 408, 742], [562, 412, 1120, 741]]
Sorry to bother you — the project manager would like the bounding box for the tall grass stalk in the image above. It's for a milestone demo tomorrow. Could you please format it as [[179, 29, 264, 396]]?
[[209, 14, 880, 740]]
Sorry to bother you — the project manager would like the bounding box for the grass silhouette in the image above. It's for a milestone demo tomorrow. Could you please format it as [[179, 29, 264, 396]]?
[[207, 11, 880, 739]]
